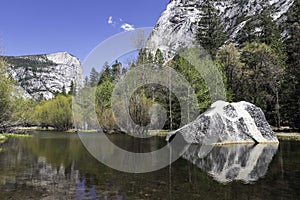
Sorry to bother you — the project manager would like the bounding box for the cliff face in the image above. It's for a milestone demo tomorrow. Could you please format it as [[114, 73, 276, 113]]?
[[147, 0, 295, 59], [4, 52, 84, 100]]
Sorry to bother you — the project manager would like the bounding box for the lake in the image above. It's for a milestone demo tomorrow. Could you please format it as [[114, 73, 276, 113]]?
[[0, 132, 299, 200]]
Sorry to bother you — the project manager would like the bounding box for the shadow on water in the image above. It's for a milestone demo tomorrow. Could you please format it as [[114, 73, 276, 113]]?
[[0, 132, 299, 199]]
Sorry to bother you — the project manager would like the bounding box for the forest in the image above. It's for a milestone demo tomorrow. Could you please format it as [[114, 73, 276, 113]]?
[[0, 1, 299, 133]]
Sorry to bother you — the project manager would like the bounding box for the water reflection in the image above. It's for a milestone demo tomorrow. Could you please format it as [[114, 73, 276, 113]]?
[[183, 143, 279, 184], [0, 133, 299, 200]]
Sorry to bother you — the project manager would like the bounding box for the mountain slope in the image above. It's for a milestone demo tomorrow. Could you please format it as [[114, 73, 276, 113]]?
[[147, 0, 295, 59], [4, 52, 84, 100]]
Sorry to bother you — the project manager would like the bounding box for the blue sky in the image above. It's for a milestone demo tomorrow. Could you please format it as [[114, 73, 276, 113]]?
[[0, 0, 169, 61]]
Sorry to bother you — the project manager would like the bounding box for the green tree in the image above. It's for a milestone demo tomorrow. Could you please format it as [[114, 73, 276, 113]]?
[[238, 11, 283, 52], [196, 0, 226, 57], [154, 48, 164, 64], [62, 85, 67, 96], [84, 76, 89, 86], [282, 0, 300, 128], [137, 49, 148, 65], [96, 80, 114, 110], [99, 62, 112, 85], [240, 42, 285, 126], [68, 80, 76, 96], [0, 57, 14, 131], [217, 43, 244, 101], [111, 60, 122, 81], [172, 55, 211, 114], [147, 52, 153, 63], [34, 95, 73, 131], [89, 67, 100, 87]]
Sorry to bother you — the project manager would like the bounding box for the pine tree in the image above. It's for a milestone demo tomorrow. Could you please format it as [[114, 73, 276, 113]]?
[[282, 0, 300, 128], [217, 43, 244, 101], [154, 48, 164, 64], [147, 52, 153, 63], [99, 62, 113, 85], [62, 85, 67, 96], [111, 60, 122, 81], [240, 42, 285, 126], [238, 11, 283, 52], [137, 49, 148, 65], [89, 67, 100, 87], [84, 76, 89, 86], [68, 80, 76, 96], [196, 0, 226, 58], [0, 57, 14, 130]]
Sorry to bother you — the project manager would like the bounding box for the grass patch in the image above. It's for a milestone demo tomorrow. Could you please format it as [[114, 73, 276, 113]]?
[[2, 133, 32, 138], [276, 132, 300, 141], [72, 129, 99, 133], [0, 135, 7, 144], [147, 130, 169, 137]]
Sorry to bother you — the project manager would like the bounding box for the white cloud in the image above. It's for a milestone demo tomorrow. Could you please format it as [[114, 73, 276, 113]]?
[[108, 16, 113, 24], [108, 16, 135, 31], [121, 23, 135, 31]]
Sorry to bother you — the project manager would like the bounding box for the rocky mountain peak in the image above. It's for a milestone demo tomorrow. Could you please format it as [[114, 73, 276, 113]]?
[[46, 52, 81, 67], [147, 0, 295, 60], [4, 52, 84, 100]]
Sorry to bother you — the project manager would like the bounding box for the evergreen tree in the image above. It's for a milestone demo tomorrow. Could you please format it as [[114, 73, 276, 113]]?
[[240, 42, 285, 126], [238, 11, 283, 52], [89, 67, 100, 87], [62, 85, 67, 96], [99, 62, 113, 85], [137, 49, 148, 65], [217, 43, 244, 101], [196, 0, 226, 57], [96, 80, 114, 109], [68, 80, 76, 96], [282, 0, 300, 128], [147, 52, 153, 63], [0, 57, 14, 131], [84, 76, 89, 86], [111, 60, 122, 81], [154, 48, 164, 64]]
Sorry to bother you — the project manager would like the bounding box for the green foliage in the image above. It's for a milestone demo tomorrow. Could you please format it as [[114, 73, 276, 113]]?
[[89, 67, 100, 87], [154, 49, 164, 64], [217, 42, 285, 126], [217, 43, 244, 101], [282, 0, 300, 128], [34, 95, 73, 131], [171, 55, 211, 113], [137, 49, 148, 65], [0, 57, 14, 129], [98, 62, 113, 85], [238, 11, 284, 52], [96, 80, 114, 109], [111, 60, 122, 82], [129, 93, 154, 127], [3, 55, 56, 70], [68, 80, 76, 96], [196, 0, 226, 58]]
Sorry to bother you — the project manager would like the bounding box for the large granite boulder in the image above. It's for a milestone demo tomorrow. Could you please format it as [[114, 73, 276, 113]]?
[[166, 101, 279, 145]]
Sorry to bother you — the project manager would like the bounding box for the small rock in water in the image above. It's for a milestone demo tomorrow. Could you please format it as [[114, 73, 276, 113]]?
[[166, 101, 279, 145]]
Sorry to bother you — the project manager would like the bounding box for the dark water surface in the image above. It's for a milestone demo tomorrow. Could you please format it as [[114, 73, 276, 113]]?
[[0, 132, 299, 200]]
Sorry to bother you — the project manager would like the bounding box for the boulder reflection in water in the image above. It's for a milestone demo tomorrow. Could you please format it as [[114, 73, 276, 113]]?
[[182, 143, 278, 184]]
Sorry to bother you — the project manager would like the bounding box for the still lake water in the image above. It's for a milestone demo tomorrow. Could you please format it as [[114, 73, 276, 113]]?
[[0, 132, 299, 200]]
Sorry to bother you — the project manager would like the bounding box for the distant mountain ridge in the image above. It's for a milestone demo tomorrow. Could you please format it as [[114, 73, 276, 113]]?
[[147, 0, 295, 59], [3, 52, 84, 100]]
